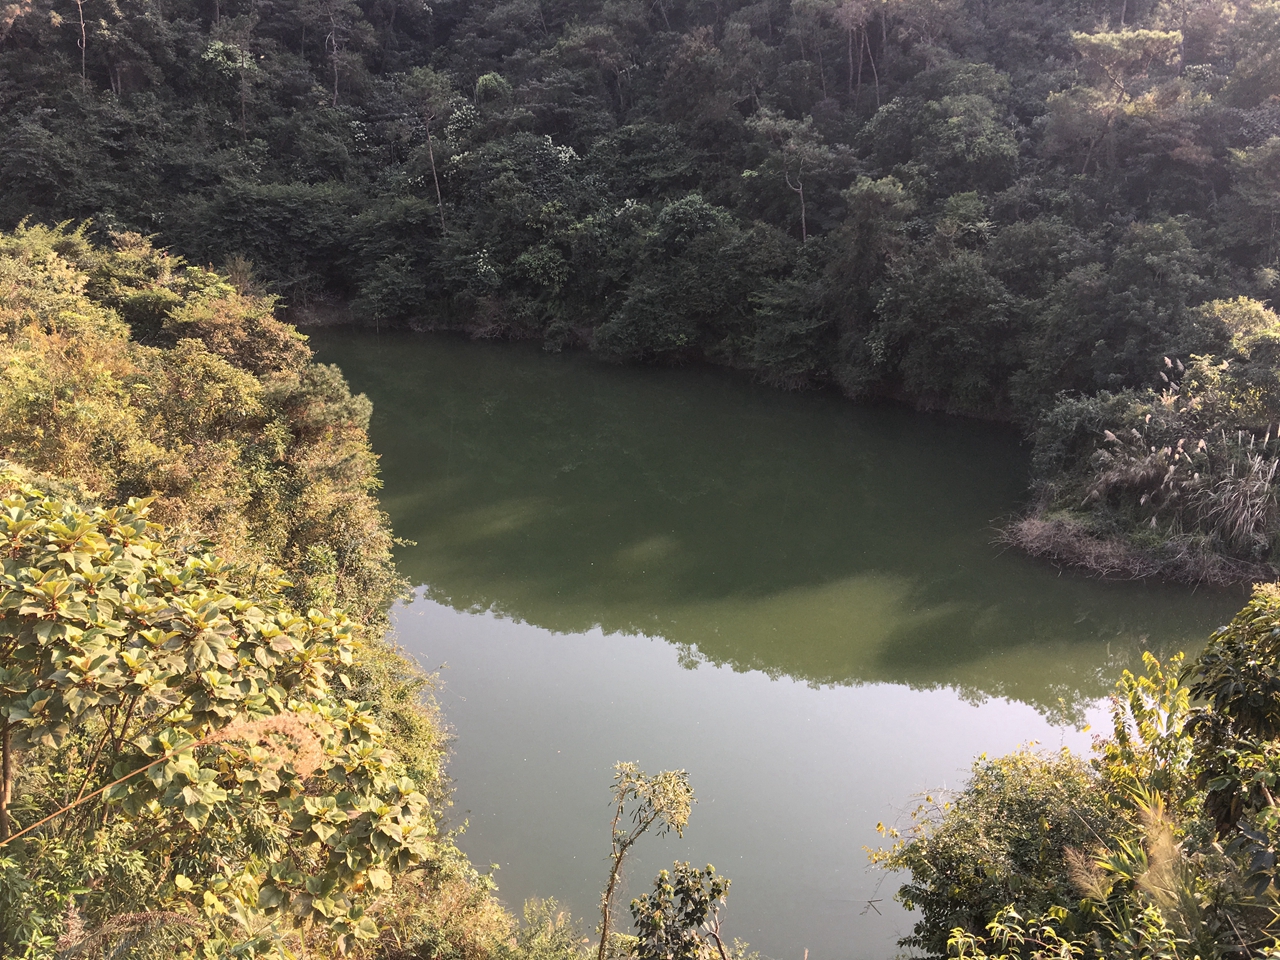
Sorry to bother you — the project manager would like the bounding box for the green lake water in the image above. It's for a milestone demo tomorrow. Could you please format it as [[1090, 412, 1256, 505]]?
[[310, 328, 1243, 960]]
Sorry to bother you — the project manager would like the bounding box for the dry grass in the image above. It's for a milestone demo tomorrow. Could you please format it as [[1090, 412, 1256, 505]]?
[[374, 870, 517, 960], [1000, 513, 1274, 587], [56, 909, 205, 959], [213, 712, 329, 779]]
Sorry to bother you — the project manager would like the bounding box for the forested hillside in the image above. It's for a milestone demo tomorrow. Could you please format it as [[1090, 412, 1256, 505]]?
[[2, 0, 1277, 401], [10, 0, 1280, 953], [4, 0, 1280, 574]]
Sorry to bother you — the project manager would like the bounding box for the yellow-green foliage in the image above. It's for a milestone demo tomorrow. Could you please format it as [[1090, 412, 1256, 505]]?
[[0, 479, 434, 956], [0, 226, 533, 960], [0, 221, 403, 628]]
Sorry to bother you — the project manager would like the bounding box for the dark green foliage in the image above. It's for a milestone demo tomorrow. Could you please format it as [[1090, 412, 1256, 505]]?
[[875, 750, 1119, 956], [1, 0, 1277, 421], [629, 863, 732, 960], [593, 195, 753, 361], [1186, 586, 1280, 834], [875, 250, 1015, 413], [855, 64, 1019, 197], [1012, 219, 1222, 403]]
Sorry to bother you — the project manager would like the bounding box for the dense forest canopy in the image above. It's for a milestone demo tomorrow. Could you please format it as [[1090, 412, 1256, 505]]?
[[10, 0, 1280, 578], [5, 0, 1280, 573], [1, 0, 1277, 401]]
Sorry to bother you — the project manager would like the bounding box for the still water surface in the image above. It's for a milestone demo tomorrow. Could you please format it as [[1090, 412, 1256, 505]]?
[[311, 329, 1241, 960]]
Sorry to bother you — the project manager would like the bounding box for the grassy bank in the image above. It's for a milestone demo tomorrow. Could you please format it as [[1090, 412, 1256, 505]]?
[[1002, 512, 1274, 586], [1018, 299, 1280, 587]]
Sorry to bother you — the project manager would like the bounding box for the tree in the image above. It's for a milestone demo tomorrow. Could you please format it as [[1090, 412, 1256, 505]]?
[[875, 241, 1013, 412], [870, 748, 1119, 956], [297, 0, 368, 105], [630, 863, 734, 960], [1072, 29, 1182, 97], [1220, 138, 1280, 275], [747, 108, 841, 242], [1220, 0, 1280, 107], [788, 0, 839, 99], [73, 0, 88, 87], [203, 17, 262, 141], [1051, 29, 1182, 174], [404, 66, 459, 233], [597, 763, 694, 960], [1186, 585, 1280, 832], [591, 194, 759, 362], [825, 175, 915, 396], [857, 63, 1018, 195], [832, 0, 874, 104], [0, 224, 405, 628], [877, 610, 1280, 960]]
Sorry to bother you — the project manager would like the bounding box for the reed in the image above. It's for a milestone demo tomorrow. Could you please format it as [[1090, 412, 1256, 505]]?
[[1194, 454, 1280, 555]]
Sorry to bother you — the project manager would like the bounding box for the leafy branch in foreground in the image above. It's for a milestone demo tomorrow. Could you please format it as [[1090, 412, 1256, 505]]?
[[0, 477, 433, 954], [630, 862, 738, 960]]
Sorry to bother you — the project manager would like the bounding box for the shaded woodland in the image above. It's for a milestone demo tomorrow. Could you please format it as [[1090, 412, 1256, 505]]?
[[5, 0, 1280, 571]]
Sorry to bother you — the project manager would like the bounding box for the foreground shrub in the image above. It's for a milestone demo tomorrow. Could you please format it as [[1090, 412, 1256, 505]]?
[[872, 750, 1119, 955], [877, 587, 1280, 958], [0, 478, 432, 953]]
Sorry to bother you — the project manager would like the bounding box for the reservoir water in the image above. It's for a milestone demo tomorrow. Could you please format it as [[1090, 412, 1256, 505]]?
[[310, 329, 1241, 960]]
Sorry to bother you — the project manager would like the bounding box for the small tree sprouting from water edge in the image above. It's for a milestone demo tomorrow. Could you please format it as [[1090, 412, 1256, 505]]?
[[598, 763, 694, 960]]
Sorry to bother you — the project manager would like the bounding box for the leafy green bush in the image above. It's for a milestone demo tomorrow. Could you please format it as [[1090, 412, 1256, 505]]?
[[0, 478, 431, 954], [878, 590, 1280, 959], [872, 749, 1119, 956]]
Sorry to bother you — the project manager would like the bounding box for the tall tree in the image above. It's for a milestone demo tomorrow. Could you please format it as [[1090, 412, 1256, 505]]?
[[404, 66, 458, 232]]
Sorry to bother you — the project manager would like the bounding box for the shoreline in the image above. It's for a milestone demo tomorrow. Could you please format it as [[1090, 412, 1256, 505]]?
[[300, 314, 1278, 594], [1001, 513, 1274, 590]]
